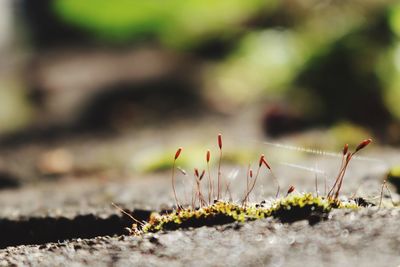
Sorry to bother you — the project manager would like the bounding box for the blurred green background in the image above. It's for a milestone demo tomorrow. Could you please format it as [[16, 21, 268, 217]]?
[[1, 0, 400, 145]]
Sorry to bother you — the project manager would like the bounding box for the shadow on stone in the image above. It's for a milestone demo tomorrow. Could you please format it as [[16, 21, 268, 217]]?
[[0, 210, 151, 249]]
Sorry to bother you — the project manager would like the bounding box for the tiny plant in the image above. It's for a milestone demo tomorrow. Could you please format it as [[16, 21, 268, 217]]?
[[117, 135, 379, 235], [327, 139, 372, 200], [172, 147, 183, 209], [192, 168, 206, 207], [217, 133, 223, 200], [242, 154, 268, 206], [206, 149, 212, 204]]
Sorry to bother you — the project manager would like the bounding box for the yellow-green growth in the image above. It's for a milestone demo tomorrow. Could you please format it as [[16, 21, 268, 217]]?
[[268, 193, 357, 223], [387, 166, 400, 193], [139, 193, 359, 234]]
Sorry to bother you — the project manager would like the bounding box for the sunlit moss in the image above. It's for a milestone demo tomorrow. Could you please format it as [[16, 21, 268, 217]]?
[[52, 0, 276, 47], [268, 193, 358, 223], [389, 3, 400, 38], [387, 166, 400, 192], [204, 30, 306, 107], [376, 42, 400, 122], [0, 80, 33, 133], [139, 193, 359, 234], [329, 122, 372, 147]]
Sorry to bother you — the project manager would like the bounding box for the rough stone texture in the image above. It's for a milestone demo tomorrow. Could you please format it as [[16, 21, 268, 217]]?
[[0, 110, 399, 266], [0, 154, 399, 266], [1, 209, 400, 267]]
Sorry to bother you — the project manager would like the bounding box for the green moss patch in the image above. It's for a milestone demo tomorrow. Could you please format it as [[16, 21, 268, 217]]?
[[388, 166, 400, 193], [138, 193, 359, 234]]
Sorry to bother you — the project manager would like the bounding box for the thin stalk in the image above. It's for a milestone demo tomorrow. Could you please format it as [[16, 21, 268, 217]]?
[[242, 165, 261, 205], [384, 181, 395, 206], [207, 162, 212, 204], [332, 164, 349, 200], [112, 203, 145, 227], [206, 149, 212, 205], [172, 148, 182, 209], [333, 139, 371, 200], [171, 160, 180, 208], [379, 180, 385, 209], [260, 155, 279, 198], [245, 164, 250, 206], [333, 155, 352, 199], [269, 169, 280, 198], [379, 180, 395, 208], [196, 179, 206, 207], [332, 139, 372, 200], [217, 134, 222, 200], [351, 182, 364, 199], [191, 177, 196, 209], [217, 149, 222, 200], [327, 153, 347, 198], [225, 180, 233, 201]]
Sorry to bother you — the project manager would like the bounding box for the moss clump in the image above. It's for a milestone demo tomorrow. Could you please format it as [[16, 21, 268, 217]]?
[[142, 201, 265, 233], [387, 166, 400, 193], [268, 193, 357, 224], [138, 193, 359, 234]]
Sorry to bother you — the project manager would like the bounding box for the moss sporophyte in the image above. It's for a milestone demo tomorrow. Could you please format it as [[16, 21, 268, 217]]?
[[116, 135, 377, 235]]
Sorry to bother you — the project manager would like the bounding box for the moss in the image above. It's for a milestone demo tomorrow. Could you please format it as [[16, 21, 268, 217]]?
[[387, 166, 400, 193], [138, 193, 359, 234], [268, 193, 357, 224], [52, 0, 273, 46]]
